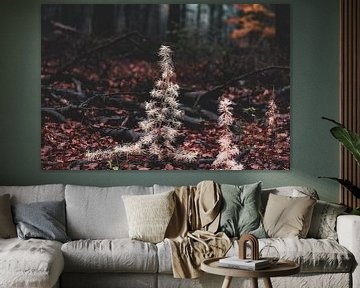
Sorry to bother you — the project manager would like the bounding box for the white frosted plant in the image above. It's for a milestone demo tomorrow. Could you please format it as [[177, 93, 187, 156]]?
[[137, 45, 184, 159], [87, 45, 197, 166], [213, 97, 244, 170]]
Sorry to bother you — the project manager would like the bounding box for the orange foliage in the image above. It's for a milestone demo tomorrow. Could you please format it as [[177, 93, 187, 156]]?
[[234, 4, 275, 17], [263, 26, 275, 37], [227, 4, 275, 42]]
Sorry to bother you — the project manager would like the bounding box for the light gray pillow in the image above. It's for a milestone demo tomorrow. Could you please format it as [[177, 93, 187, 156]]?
[[12, 200, 70, 243], [307, 200, 347, 240], [0, 194, 16, 238], [218, 182, 266, 238]]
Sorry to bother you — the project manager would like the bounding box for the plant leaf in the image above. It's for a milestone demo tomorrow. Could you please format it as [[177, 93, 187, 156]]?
[[322, 116, 344, 127], [318, 177, 360, 198], [322, 117, 360, 165], [330, 126, 360, 165]]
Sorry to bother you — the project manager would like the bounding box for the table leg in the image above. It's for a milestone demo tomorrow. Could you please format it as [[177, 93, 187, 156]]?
[[263, 277, 273, 288], [251, 278, 258, 288], [221, 276, 233, 288]]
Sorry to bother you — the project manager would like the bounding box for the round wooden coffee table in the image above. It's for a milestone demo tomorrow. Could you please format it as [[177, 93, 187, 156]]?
[[201, 257, 300, 288]]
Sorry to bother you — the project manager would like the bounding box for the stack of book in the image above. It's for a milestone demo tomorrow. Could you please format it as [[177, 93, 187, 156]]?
[[218, 257, 271, 270]]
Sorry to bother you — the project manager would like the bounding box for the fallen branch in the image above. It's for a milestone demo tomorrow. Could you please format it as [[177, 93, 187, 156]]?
[[41, 108, 66, 122], [182, 106, 218, 121], [50, 21, 79, 34], [198, 158, 215, 164], [69, 160, 94, 169], [42, 32, 139, 82], [182, 115, 204, 128], [97, 127, 143, 143], [192, 66, 290, 108]]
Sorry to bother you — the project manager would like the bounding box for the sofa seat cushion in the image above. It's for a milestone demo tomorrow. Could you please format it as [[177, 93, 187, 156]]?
[[0, 238, 64, 288], [232, 238, 353, 273], [157, 238, 353, 274], [61, 273, 157, 288], [62, 239, 158, 273]]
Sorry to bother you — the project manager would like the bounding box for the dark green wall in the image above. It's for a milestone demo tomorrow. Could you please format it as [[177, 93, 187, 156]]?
[[0, 0, 340, 202]]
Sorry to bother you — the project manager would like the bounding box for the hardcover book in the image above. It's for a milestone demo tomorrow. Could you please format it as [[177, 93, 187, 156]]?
[[218, 257, 271, 270]]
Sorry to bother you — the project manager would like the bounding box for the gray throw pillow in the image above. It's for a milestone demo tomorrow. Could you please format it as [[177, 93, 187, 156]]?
[[307, 200, 347, 240], [12, 200, 70, 243], [0, 194, 16, 238], [218, 182, 266, 238]]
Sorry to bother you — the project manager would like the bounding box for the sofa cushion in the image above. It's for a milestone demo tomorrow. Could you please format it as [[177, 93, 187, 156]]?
[[0, 184, 65, 204], [158, 237, 353, 274], [156, 240, 173, 274], [153, 184, 176, 194], [308, 200, 347, 240], [0, 194, 16, 238], [261, 238, 353, 273], [61, 273, 157, 288], [0, 238, 63, 288], [263, 193, 316, 238], [12, 200, 70, 243], [65, 185, 153, 239], [122, 191, 175, 243], [61, 239, 158, 273], [218, 182, 266, 238], [261, 186, 319, 212], [236, 238, 353, 273]]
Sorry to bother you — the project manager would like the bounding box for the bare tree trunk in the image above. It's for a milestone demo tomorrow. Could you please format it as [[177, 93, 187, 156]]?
[[124, 5, 145, 35], [168, 4, 181, 42], [168, 4, 181, 32], [114, 5, 126, 34], [80, 5, 93, 35], [92, 4, 114, 36], [275, 4, 290, 54], [209, 4, 215, 30], [180, 4, 187, 28], [146, 5, 160, 37], [217, 5, 224, 41], [196, 4, 201, 30]]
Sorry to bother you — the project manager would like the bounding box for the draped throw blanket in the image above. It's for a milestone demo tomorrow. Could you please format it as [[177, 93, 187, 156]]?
[[165, 180, 231, 278]]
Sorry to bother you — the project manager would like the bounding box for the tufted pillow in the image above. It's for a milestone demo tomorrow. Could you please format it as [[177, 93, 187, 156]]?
[[218, 182, 266, 238], [0, 194, 16, 238], [263, 193, 316, 238], [122, 191, 175, 243], [307, 200, 347, 240]]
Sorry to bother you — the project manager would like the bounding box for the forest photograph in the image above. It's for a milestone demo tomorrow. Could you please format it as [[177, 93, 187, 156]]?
[[41, 4, 291, 170]]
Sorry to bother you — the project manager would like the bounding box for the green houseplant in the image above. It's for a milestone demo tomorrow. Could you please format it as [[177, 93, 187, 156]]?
[[320, 117, 360, 215]]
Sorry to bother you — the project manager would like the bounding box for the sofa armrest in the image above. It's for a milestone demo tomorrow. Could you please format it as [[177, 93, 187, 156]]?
[[337, 215, 360, 288]]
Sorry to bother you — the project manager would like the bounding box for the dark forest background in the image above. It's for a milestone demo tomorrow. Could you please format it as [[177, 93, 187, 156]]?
[[41, 4, 291, 170]]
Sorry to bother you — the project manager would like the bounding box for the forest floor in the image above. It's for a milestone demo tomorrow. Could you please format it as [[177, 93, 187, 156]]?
[[41, 31, 290, 170]]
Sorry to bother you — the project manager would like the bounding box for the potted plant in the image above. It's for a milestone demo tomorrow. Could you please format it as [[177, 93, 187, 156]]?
[[320, 117, 360, 215]]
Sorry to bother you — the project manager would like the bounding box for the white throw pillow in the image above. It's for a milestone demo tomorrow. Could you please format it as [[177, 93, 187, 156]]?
[[122, 191, 175, 243]]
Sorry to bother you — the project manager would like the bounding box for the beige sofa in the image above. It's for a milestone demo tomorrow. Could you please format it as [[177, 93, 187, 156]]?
[[0, 184, 358, 288]]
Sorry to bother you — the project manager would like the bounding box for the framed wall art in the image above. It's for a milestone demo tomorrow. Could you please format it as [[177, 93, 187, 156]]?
[[41, 4, 290, 170]]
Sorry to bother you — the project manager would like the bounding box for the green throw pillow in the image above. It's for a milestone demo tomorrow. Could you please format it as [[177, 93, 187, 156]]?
[[218, 182, 266, 238]]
